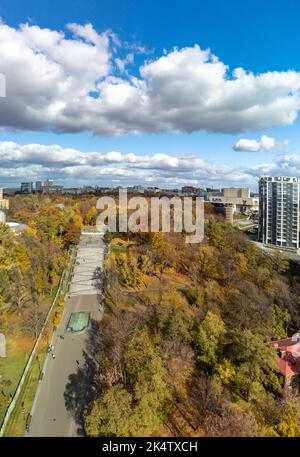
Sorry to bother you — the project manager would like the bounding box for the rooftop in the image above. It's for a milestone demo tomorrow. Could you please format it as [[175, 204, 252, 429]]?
[[272, 335, 300, 378]]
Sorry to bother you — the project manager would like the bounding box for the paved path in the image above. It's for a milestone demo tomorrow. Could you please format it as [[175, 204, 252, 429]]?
[[69, 235, 105, 296], [28, 233, 105, 437], [251, 240, 300, 260]]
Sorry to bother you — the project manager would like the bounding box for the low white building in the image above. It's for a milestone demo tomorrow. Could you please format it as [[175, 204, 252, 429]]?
[[0, 188, 9, 210]]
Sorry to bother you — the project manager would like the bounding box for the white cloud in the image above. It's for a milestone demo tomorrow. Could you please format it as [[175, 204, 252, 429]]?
[[115, 53, 134, 72], [0, 141, 206, 171], [1, 22, 300, 135], [0, 22, 110, 131], [1, 140, 300, 189], [232, 135, 286, 152]]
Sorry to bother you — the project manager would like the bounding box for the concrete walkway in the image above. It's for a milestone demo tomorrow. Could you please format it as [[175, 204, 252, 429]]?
[[69, 234, 105, 296], [28, 233, 105, 437]]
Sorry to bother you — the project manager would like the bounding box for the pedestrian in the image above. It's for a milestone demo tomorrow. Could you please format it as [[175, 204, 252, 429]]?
[[52, 354, 56, 359], [51, 344, 54, 351]]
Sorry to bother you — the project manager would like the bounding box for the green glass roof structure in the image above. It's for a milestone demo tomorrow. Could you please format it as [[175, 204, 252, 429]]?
[[67, 312, 90, 333]]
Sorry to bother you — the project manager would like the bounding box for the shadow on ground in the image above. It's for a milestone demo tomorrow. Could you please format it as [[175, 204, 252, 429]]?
[[63, 319, 101, 436]]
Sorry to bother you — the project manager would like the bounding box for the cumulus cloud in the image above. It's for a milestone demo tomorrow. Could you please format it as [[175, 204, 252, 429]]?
[[115, 53, 134, 73], [1, 140, 300, 189], [0, 141, 205, 170], [232, 135, 287, 152], [1, 21, 300, 135], [0, 140, 248, 187]]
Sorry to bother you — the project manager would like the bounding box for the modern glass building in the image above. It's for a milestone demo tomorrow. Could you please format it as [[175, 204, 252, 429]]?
[[35, 181, 43, 193], [259, 176, 300, 250], [20, 182, 33, 194]]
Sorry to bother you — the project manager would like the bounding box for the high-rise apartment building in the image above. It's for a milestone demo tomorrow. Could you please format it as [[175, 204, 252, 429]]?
[[20, 182, 33, 194], [35, 181, 43, 193], [259, 176, 299, 250]]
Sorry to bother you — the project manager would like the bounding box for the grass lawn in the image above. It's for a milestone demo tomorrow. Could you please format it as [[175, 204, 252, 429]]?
[[0, 337, 32, 427], [0, 288, 60, 435], [4, 344, 47, 437]]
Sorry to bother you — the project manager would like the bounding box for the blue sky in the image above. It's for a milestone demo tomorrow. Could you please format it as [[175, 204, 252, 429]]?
[[0, 0, 300, 189]]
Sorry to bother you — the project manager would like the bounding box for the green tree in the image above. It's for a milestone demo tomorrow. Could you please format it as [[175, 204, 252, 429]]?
[[228, 329, 282, 400], [278, 399, 300, 437], [272, 304, 290, 339], [85, 385, 134, 436], [125, 330, 172, 434], [194, 312, 226, 366]]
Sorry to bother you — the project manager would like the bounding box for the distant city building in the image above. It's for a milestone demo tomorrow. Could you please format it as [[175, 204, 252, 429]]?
[[132, 185, 144, 192], [205, 189, 223, 199], [42, 179, 64, 194], [0, 188, 9, 210], [259, 176, 300, 250], [63, 187, 82, 195], [45, 185, 64, 194], [223, 187, 250, 199], [82, 186, 96, 194], [207, 187, 258, 213], [206, 187, 221, 194], [42, 179, 53, 193], [4, 187, 19, 196], [146, 186, 160, 192], [44, 179, 54, 187], [35, 181, 43, 193], [20, 182, 33, 194], [127, 185, 145, 194], [95, 187, 112, 194], [197, 188, 207, 197], [42, 179, 52, 192], [181, 186, 198, 195]]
